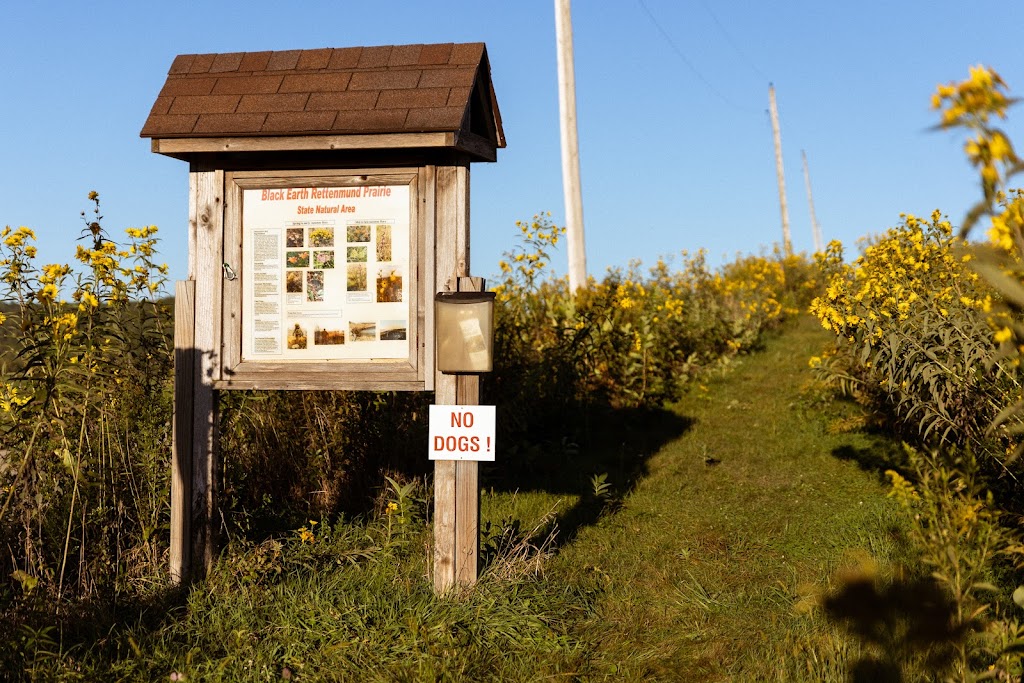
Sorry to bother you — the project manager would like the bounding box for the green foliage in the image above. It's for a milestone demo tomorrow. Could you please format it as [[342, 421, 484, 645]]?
[[0, 313, 922, 681], [589, 472, 612, 500], [540, 314, 915, 681], [883, 449, 1014, 679], [0, 193, 173, 609], [809, 213, 1020, 463], [822, 447, 1024, 682], [489, 213, 818, 450]]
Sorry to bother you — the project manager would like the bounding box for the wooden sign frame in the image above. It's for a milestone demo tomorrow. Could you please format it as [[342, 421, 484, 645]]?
[[217, 168, 432, 391]]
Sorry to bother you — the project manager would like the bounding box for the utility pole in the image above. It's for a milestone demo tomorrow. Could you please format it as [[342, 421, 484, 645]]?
[[801, 150, 823, 253], [555, 0, 587, 291], [768, 84, 792, 256]]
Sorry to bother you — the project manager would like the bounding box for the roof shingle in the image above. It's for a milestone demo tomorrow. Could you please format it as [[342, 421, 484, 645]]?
[[141, 41, 504, 150]]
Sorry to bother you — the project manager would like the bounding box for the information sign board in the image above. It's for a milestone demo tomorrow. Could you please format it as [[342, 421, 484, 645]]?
[[217, 169, 427, 390]]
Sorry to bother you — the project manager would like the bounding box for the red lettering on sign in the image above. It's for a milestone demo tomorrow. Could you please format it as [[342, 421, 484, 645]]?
[[432, 434, 483, 452], [450, 411, 475, 428]]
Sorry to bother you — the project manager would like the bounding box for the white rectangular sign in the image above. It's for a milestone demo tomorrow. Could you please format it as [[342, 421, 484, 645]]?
[[428, 405, 496, 461]]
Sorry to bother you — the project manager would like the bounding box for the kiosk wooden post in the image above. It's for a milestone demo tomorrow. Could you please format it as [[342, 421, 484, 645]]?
[[431, 162, 482, 592], [142, 43, 504, 585], [432, 277, 485, 592]]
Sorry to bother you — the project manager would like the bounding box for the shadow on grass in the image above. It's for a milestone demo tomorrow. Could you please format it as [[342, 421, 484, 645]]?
[[832, 434, 910, 484], [483, 405, 694, 547], [0, 581, 191, 676], [824, 572, 971, 682]]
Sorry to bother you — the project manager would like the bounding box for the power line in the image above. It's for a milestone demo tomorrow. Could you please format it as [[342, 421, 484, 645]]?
[[636, 0, 760, 115], [696, 0, 771, 82]]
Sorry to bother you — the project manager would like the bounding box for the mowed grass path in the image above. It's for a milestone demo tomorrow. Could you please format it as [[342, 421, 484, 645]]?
[[487, 315, 908, 680]]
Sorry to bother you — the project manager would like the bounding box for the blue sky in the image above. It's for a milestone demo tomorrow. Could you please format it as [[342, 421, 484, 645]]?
[[1, 1, 1021, 286]]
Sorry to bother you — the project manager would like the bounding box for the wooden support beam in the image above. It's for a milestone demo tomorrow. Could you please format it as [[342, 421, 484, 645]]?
[[433, 278, 484, 592], [433, 459, 457, 593], [170, 281, 195, 583], [421, 166, 437, 390], [189, 165, 224, 577], [433, 162, 480, 594], [152, 132, 458, 157], [433, 164, 460, 594], [454, 274, 482, 586]]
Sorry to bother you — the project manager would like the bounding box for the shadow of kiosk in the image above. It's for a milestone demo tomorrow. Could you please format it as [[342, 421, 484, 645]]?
[[140, 42, 505, 594]]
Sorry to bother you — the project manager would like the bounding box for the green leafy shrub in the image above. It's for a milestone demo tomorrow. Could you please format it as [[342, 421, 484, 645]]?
[[809, 212, 1020, 464]]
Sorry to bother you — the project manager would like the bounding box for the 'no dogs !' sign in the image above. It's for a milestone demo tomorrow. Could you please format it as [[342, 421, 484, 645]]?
[[428, 405, 496, 461]]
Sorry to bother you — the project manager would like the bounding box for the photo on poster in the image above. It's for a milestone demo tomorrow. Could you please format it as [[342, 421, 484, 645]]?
[[350, 321, 376, 341], [286, 250, 309, 268], [286, 271, 303, 293], [347, 224, 371, 243], [286, 228, 304, 247], [376, 224, 392, 261], [287, 323, 308, 349], [313, 250, 335, 269], [347, 263, 367, 291], [347, 246, 368, 263], [376, 266, 403, 303], [309, 227, 334, 248], [379, 320, 407, 341], [306, 271, 325, 302], [314, 325, 346, 345]]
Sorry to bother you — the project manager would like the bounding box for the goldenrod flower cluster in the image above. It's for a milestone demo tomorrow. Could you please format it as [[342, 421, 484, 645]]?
[[808, 210, 1021, 454], [0, 192, 180, 610], [0, 382, 31, 415], [716, 255, 787, 325], [885, 469, 920, 505], [933, 66, 1012, 128], [811, 212, 988, 340], [297, 520, 318, 544], [987, 190, 1024, 254]]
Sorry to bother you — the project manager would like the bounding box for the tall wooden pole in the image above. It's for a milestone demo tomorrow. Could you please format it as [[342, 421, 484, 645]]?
[[432, 163, 481, 594], [555, 0, 587, 291], [768, 84, 792, 256], [801, 150, 823, 253]]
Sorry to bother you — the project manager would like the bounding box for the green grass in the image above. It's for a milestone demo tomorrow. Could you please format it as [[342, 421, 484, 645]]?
[[483, 314, 914, 680], [16, 316, 914, 681]]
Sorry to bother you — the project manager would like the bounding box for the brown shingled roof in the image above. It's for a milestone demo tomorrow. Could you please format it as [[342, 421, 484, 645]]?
[[141, 42, 505, 153]]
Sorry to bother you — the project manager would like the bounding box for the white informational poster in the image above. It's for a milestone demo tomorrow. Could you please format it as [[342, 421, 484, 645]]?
[[240, 184, 411, 362], [428, 405, 497, 461]]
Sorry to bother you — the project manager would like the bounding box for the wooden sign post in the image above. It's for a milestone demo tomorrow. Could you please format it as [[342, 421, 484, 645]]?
[[142, 42, 505, 589]]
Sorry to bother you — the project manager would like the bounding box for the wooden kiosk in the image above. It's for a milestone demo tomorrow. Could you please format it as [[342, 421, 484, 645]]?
[[140, 42, 505, 593]]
